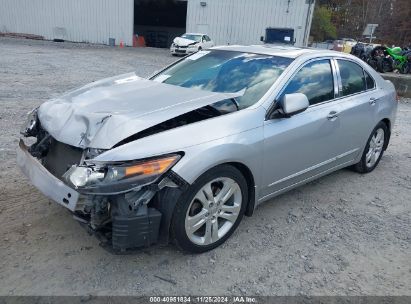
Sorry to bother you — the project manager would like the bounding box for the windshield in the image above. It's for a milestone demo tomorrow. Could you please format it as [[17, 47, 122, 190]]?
[[181, 34, 202, 42], [152, 50, 293, 109]]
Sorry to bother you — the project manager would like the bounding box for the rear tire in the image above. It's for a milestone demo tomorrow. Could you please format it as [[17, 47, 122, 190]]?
[[171, 165, 248, 253], [352, 122, 388, 173]]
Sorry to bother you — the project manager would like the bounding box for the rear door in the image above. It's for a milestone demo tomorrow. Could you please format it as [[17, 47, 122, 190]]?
[[332, 59, 382, 154], [204, 35, 214, 48], [202, 35, 213, 49]]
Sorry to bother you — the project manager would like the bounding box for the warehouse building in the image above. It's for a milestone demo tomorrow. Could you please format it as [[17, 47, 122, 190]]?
[[0, 0, 315, 48]]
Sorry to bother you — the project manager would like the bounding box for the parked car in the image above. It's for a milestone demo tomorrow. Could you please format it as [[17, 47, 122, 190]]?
[[322, 40, 335, 50], [18, 45, 397, 253], [310, 40, 334, 50], [333, 39, 345, 52], [170, 33, 214, 56], [334, 38, 357, 53], [341, 38, 357, 47]]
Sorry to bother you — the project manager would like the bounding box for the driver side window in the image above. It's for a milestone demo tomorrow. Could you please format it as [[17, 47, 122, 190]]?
[[282, 59, 335, 106]]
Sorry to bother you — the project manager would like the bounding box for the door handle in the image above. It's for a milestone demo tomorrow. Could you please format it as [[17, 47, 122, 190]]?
[[369, 97, 377, 105], [327, 111, 339, 120]]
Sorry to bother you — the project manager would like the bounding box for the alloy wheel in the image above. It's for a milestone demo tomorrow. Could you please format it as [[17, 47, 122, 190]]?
[[184, 177, 242, 246], [366, 128, 385, 168]]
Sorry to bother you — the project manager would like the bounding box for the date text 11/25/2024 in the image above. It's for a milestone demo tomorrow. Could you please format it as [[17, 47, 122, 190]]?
[[149, 296, 257, 303]]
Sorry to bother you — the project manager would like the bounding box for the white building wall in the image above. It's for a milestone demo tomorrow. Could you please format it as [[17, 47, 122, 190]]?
[[186, 0, 315, 47], [0, 0, 134, 46]]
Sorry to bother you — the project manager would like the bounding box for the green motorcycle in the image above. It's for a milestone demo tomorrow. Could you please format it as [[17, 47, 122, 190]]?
[[380, 46, 410, 74]]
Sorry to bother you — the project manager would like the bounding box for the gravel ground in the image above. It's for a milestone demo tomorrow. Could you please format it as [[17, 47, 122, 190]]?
[[0, 37, 410, 296]]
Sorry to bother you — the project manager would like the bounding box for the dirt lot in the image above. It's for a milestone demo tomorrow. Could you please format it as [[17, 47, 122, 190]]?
[[0, 38, 410, 296]]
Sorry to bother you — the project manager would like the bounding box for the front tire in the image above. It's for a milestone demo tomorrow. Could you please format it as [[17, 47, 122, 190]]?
[[171, 165, 248, 253], [353, 122, 388, 173], [399, 63, 410, 74], [380, 58, 393, 73]]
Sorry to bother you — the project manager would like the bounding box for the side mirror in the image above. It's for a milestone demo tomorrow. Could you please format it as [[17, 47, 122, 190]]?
[[260, 36, 264, 42], [280, 93, 309, 116]]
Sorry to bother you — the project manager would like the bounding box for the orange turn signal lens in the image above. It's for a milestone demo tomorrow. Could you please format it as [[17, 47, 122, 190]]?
[[124, 155, 179, 177]]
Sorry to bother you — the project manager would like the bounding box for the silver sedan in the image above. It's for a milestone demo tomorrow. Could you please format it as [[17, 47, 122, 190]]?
[[18, 45, 398, 253]]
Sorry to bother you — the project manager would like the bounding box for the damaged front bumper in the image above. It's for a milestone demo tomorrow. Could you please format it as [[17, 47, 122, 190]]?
[[17, 138, 186, 252], [170, 45, 197, 55], [17, 139, 80, 211]]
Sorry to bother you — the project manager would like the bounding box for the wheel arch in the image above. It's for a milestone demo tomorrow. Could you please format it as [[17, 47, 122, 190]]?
[[176, 154, 259, 217], [381, 118, 391, 150], [153, 161, 256, 244], [226, 162, 256, 217]]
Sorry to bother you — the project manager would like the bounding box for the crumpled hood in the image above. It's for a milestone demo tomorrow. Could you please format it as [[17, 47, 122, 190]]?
[[38, 73, 241, 149], [173, 37, 198, 47]]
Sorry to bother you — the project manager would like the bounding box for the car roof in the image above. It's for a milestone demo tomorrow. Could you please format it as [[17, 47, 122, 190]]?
[[211, 44, 342, 59]]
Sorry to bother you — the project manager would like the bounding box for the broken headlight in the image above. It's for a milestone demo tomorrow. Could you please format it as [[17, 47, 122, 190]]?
[[20, 107, 39, 137], [63, 154, 181, 195]]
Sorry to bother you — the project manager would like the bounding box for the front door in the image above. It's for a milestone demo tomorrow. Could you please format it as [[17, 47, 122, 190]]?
[[261, 59, 355, 198]]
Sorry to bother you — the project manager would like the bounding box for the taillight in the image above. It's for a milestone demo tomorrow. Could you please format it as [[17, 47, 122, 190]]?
[[396, 92, 400, 102]]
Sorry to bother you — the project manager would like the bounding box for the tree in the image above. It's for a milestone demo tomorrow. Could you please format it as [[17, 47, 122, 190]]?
[[314, 0, 411, 45], [311, 6, 337, 42]]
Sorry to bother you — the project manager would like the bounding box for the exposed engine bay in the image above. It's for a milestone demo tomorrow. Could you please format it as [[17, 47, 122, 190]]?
[[115, 98, 238, 147]]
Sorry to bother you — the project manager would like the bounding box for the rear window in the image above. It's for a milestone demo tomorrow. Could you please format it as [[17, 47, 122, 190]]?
[[364, 70, 375, 90], [337, 60, 366, 96]]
